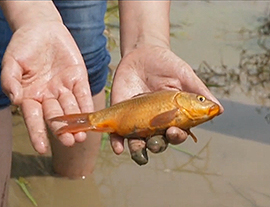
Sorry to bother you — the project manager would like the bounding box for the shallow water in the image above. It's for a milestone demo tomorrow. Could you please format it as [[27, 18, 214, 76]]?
[[9, 1, 270, 207]]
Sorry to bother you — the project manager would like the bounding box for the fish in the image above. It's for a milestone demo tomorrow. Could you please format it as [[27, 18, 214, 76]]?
[[50, 90, 220, 142]]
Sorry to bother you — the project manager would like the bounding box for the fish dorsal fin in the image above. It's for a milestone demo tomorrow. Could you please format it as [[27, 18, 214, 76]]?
[[150, 108, 178, 127]]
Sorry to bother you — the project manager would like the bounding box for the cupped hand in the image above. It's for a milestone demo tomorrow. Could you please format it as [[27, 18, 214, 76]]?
[[1, 21, 93, 154], [110, 45, 224, 155]]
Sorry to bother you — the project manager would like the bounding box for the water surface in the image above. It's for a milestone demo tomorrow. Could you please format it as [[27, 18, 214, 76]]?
[[9, 1, 270, 207]]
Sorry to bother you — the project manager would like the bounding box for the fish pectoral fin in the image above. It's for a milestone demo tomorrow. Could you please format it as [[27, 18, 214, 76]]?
[[186, 129, 198, 143], [50, 113, 90, 124], [125, 128, 152, 138], [50, 114, 90, 135], [150, 108, 178, 127]]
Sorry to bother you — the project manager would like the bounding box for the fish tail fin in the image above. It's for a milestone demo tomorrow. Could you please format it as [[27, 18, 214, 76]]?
[[50, 113, 90, 124], [50, 113, 115, 135]]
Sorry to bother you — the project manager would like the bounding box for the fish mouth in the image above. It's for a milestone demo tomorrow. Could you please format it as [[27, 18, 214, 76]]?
[[208, 104, 220, 117]]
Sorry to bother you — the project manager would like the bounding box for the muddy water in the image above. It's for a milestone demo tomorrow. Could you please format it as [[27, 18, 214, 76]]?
[[9, 1, 270, 207]]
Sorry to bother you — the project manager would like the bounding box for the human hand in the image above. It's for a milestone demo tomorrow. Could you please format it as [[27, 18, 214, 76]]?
[[1, 21, 93, 154], [110, 45, 224, 155]]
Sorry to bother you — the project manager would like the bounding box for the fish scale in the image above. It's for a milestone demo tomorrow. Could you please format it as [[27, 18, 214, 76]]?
[[50, 90, 220, 142]]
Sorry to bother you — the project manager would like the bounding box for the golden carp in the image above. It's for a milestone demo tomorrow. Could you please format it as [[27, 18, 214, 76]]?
[[50, 90, 220, 142]]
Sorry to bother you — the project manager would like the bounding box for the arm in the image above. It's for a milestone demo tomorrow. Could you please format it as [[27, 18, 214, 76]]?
[[0, 1, 93, 153], [119, 1, 170, 56], [116, 1, 222, 108], [111, 1, 223, 156], [0, 1, 62, 31]]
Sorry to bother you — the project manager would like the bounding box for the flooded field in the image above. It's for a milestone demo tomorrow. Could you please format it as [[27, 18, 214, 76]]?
[[8, 1, 270, 207]]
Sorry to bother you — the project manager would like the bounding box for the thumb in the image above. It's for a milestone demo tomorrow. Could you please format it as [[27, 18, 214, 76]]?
[[1, 55, 23, 105]]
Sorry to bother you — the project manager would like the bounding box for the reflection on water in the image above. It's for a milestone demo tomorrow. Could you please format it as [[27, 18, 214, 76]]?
[[8, 1, 270, 207]]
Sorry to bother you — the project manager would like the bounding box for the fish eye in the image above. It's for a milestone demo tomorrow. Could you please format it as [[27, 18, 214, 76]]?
[[197, 95, 206, 102]]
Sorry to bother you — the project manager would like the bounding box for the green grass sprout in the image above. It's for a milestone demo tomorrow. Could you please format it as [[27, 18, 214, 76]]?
[[15, 177, 38, 206]]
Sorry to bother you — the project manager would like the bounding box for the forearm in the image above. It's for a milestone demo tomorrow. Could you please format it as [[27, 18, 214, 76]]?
[[0, 1, 62, 31], [119, 1, 171, 56]]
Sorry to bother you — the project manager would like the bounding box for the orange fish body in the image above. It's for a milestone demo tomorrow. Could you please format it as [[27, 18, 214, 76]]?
[[51, 90, 220, 142]]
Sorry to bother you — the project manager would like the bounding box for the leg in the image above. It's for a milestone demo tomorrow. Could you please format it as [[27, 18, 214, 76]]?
[[0, 107, 12, 207], [49, 89, 106, 178], [0, 8, 13, 207], [49, 1, 110, 178]]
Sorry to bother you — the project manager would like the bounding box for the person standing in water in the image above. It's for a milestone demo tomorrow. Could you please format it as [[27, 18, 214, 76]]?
[[0, 1, 223, 206]]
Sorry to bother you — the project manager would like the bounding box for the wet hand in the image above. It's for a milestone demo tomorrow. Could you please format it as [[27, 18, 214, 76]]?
[[110, 45, 224, 157], [1, 21, 93, 154]]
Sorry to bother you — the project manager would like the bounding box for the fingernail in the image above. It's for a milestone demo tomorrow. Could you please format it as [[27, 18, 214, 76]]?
[[112, 142, 122, 154], [37, 141, 48, 154]]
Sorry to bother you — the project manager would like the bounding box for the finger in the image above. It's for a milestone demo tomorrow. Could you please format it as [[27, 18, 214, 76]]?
[[1, 55, 23, 105], [146, 135, 168, 153], [128, 138, 146, 152], [58, 90, 81, 114], [73, 78, 94, 113], [166, 126, 188, 145], [110, 134, 124, 155], [21, 99, 49, 154], [43, 98, 81, 146], [58, 91, 87, 143], [128, 138, 148, 166]]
